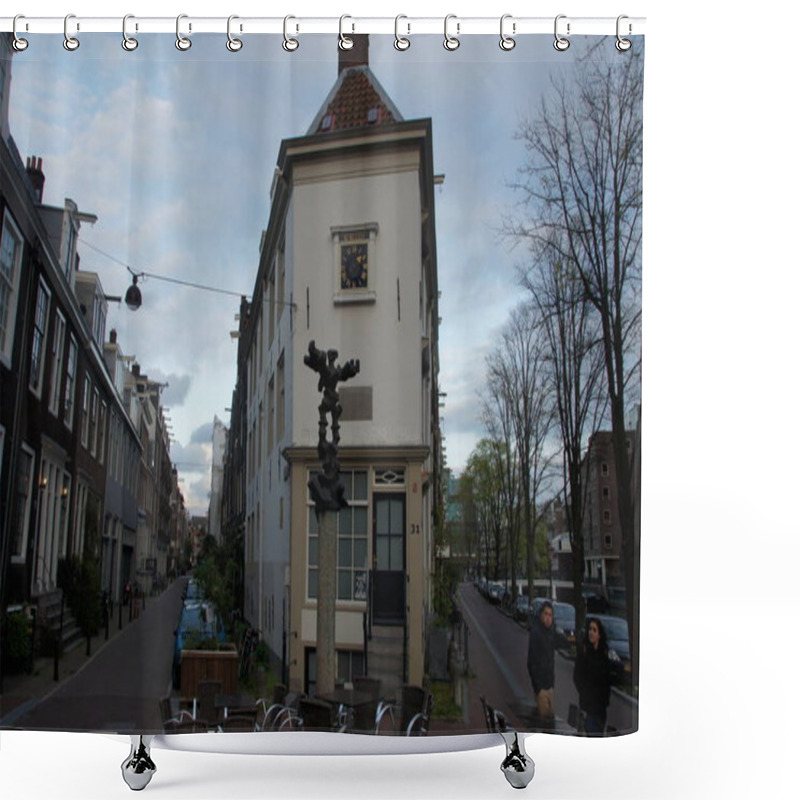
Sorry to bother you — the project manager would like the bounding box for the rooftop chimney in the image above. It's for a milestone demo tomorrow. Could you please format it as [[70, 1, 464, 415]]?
[[338, 34, 369, 74], [26, 156, 45, 203]]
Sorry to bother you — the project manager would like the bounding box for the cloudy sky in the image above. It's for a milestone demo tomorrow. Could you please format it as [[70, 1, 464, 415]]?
[[8, 32, 616, 513]]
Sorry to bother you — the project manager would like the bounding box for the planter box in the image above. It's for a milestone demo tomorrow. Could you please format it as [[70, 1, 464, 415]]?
[[180, 646, 238, 698]]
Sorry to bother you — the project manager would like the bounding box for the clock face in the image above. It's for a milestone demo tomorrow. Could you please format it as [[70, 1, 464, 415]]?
[[340, 242, 368, 289]]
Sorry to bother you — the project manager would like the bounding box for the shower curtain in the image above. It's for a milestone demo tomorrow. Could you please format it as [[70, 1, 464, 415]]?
[[0, 26, 643, 739]]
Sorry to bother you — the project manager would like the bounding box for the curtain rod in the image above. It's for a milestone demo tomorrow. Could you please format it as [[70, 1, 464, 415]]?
[[1, 16, 646, 37]]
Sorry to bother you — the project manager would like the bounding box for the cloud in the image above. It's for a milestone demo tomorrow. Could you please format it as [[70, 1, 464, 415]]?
[[190, 423, 214, 444]]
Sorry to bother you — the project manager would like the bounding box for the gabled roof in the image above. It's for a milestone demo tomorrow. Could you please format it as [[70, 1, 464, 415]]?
[[307, 66, 404, 136]]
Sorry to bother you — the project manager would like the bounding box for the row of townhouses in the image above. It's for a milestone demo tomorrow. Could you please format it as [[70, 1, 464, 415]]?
[[219, 38, 444, 698], [0, 33, 188, 660]]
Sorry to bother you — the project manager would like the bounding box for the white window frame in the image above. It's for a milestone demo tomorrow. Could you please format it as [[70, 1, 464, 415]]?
[[98, 401, 107, 465], [48, 310, 67, 416], [29, 279, 51, 397], [81, 376, 91, 449], [63, 335, 77, 429], [0, 210, 24, 367], [90, 387, 99, 457], [11, 443, 36, 563], [307, 469, 369, 603], [332, 223, 378, 305]]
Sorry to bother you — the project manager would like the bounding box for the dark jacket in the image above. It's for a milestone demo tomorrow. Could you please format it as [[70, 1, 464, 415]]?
[[527, 616, 555, 693], [572, 641, 612, 716]]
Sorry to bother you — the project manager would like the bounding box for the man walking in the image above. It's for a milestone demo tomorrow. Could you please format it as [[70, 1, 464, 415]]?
[[527, 600, 555, 729]]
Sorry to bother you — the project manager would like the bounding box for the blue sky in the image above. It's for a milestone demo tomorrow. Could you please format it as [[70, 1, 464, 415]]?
[[8, 32, 615, 512]]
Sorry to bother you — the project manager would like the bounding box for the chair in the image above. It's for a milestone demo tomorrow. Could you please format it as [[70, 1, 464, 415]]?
[[353, 676, 381, 699], [197, 679, 222, 726], [163, 717, 208, 733], [255, 684, 288, 731], [159, 696, 174, 723], [405, 691, 433, 736], [399, 685, 429, 735], [298, 697, 336, 731], [349, 698, 380, 735], [219, 713, 257, 732], [480, 695, 508, 733]]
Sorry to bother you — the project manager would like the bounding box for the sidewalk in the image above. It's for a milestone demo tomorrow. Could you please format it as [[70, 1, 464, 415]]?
[[0, 602, 144, 727]]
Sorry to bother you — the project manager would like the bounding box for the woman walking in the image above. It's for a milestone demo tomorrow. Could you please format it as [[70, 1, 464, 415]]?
[[573, 617, 612, 735]]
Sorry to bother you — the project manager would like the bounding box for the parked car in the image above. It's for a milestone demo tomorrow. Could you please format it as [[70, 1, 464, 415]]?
[[529, 596, 553, 622], [182, 579, 205, 604], [583, 591, 610, 614], [513, 594, 531, 622], [172, 602, 226, 689], [593, 613, 631, 686], [487, 583, 503, 604], [553, 602, 577, 655]]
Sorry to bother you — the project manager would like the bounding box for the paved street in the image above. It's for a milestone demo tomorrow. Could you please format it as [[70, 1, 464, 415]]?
[[456, 582, 636, 734], [4, 578, 186, 734]]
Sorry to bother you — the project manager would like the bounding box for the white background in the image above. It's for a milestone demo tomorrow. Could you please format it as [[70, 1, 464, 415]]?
[[2, 1, 797, 798]]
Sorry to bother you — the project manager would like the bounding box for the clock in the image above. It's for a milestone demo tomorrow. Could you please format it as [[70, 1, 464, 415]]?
[[340, 242, 368, 290]]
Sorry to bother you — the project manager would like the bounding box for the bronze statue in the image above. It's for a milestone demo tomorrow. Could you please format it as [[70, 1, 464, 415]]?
[[304, 340, 360, 514]]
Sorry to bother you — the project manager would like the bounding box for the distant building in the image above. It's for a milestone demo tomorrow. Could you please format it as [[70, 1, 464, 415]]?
[[582, 429, 636, 591], [208, 416, 227, 542]]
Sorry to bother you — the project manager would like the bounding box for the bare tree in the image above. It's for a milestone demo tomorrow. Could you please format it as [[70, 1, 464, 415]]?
[[507, 50, 643, 675], [522, 245, 608, 636], [483, 303, 556, 603]]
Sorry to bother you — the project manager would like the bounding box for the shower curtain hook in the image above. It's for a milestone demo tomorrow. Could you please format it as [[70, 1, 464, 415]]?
[[12, 15, 29, 51], [394, 15, 410, 51], [554, 14, 570, 51], [444, 14, 460, 51], [499, 14, 516, 51], [227, 15, 243, 51], [63, 14, 80, 51], [122, 15, 138, 51], [339, 15, 354, 51], [176, 14, 192, 51], [616, 15, 632, 51], [283, 15, 299, 51]]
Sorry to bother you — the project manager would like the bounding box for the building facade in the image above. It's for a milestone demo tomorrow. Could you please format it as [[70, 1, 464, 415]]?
[[233, 38, 442, 696]]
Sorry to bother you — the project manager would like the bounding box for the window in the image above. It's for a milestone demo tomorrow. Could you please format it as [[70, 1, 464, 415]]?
[[1, 211, 24, 365], [304, 648, 366, 698], [90, 388, 99, 457], [308, 470, 368, 601], [604, 533, 613, 550], [48, 312, 67, 416], [81, 377, 91, 448], [277, 242, 286, 321], [602, 486, 610, 500], [277, 353, 285, 440], [268, 377, 275, 453], [64, 336, 77, 429], [29, 280, 52, 395], [600, 462, 609, 477], [11, 445, 35, 562], [268, 272, 275, 346], [603, 510, 611, 524], [98, 402, 107, 464], [332, 223, 378, 304]]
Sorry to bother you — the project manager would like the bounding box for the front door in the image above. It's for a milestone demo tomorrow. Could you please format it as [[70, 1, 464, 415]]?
[[372, 494, 405, 625]]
